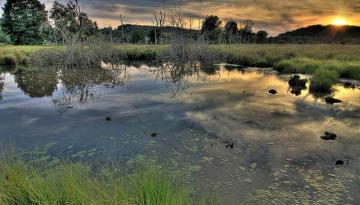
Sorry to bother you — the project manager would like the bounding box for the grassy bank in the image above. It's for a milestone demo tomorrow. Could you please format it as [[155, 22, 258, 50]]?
[[0, 156, 216, 205], [1, 44, 359, 91]]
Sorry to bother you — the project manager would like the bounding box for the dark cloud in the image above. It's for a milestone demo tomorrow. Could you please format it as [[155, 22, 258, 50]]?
[[1, 0, 359, 35]]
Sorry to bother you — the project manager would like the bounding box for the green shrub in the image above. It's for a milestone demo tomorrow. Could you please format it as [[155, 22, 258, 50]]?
[[310, 69, 339, 92]]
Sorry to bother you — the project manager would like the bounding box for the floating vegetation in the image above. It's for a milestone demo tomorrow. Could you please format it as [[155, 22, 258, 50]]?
[[244, 166, 353, 204]]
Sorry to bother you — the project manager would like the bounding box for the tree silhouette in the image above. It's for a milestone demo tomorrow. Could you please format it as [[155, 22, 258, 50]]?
[[240, 19, 254, 43], [224, 20, 238, 44], [201, 15, 222, 43], [256, 30, 268, 43]]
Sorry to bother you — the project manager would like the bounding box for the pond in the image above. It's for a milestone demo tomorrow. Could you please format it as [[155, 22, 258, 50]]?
[[0, 62, 359, 204]]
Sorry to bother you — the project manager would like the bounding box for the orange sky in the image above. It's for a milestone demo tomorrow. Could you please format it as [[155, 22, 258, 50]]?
[[1, 0, 360, 35]]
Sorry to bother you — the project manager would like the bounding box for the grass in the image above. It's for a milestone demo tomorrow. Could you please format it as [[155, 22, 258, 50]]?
[[0, 156, 216, 205], [1, 44, 359, 82], [0, 45, 49, 65]]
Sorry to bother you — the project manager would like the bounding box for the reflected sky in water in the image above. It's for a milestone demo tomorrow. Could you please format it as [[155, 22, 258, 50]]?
[[0, 63, 359, 204]]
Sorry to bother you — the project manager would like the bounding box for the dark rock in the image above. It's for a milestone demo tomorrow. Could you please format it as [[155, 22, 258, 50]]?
[[105, 117, 112, 121], [226, 143, 234, 149], [343, 82, 355, 88], [269, 89, 277, 94], [289, 75, 307, 96], [325, 97, 342, 105], [290, 87, 302, 96], [321, 132, 337, 140], [335, 160, 344, 166], [150, 132, 158, 137], [289, 75, 308, 87], [67, 106, 74, 109]]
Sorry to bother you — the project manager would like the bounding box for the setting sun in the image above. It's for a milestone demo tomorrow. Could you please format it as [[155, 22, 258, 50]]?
[[332, 18, 348, 26]]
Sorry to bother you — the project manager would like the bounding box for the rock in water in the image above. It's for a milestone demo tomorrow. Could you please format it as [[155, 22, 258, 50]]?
[[335, 160, 344, 166], [289, 75, 308, 87], [343, 82, 355, 89], [106, 117, 112, 121], [321, 132, 337, 140], [226, 143, 234, 149], [150, 132, 158, 137], [269, 89, 277, 95], [325, 97, 342, 105]]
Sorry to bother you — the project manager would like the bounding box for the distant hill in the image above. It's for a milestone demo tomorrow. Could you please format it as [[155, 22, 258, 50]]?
[[99, 24, 198, 44], [272, 24, 360, 44]]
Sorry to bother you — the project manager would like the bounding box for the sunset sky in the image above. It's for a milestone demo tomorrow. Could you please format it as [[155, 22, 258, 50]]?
[[1, 0, 360, 35]]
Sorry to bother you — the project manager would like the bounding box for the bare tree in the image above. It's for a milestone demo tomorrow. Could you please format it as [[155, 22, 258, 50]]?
[[151, 16, 158, 45], [153, 7, 167, 45], [168, 7, 185, 29], [189, 17, 193, 30], [119, 13, 125, 44]]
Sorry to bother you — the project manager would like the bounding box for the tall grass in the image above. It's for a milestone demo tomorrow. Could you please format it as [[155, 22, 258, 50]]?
[[0, 157, 215, 205], [1, 44, 360, 80], [0, 45, 50, 65], [310, 69, 339, 92]]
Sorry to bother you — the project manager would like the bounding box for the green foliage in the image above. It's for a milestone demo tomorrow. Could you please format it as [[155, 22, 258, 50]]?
[[0, 27, 11, 44], [50, 0, 98, 42], [310, 69, 339, 92], [1, 0, 47, 45], [0, 157, 214, 205], [131, 29, 146, 44]]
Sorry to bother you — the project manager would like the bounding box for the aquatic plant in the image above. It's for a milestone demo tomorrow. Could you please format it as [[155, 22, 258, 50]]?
[[0, 156, 215, 205]]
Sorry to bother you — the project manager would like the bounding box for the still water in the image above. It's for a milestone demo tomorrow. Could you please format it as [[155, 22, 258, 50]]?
[[0, 63, 359, 204]]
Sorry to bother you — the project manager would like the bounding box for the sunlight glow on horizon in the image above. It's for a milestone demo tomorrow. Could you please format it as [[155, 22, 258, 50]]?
[[331, 17, 349, 26]]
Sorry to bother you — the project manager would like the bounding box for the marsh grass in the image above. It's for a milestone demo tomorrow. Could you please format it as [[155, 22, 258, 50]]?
[[0, 45, 50, 65], [1, 44, 359, 80], [310, 69, 339, 92], [0, 155, 215, 205]]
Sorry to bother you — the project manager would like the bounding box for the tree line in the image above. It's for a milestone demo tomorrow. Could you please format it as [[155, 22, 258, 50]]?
[[0, 0, 269, 45]]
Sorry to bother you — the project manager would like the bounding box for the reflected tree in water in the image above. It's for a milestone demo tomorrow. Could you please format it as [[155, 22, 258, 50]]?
[[52, 65, 130, 111], [0, 74, 4, 101], [143, 62, 220, 97], [14, 67, 58, 98]]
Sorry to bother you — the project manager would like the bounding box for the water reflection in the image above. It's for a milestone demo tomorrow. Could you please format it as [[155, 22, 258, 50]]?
[[52, 65, 130, 112], [0, 74, 4, 101], [0, 63, 359, 204], [14, 67, 58, 98]]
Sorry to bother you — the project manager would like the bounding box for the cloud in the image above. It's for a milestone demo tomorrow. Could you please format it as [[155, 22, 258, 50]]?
[[1, 0, 360, 35]]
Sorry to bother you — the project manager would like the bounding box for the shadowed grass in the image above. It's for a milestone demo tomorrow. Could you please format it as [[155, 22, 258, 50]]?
[[0, 157, 216, 205], [0, 54, 16, 65]]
